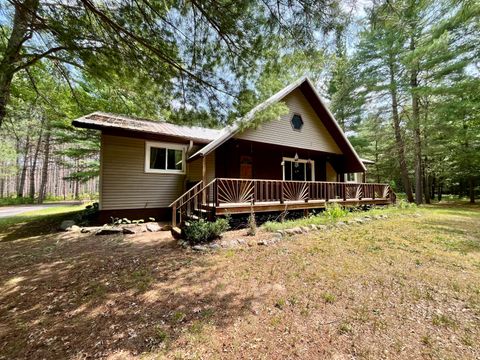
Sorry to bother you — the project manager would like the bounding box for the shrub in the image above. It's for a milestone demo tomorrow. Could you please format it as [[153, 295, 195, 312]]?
[[324, 202, 348, 221], [183, 218, 230, 245], [397, 199, 417, 209]]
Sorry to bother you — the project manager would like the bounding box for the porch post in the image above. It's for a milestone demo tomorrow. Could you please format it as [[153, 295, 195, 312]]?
[[202, 155, 207, 205]]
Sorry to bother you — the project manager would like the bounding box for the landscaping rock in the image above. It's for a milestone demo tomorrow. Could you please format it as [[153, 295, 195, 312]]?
[[284, 229, 296, 236], [247, 239, 256, 247], [362, 217, 372, 221], [177, 240, 189, 248], [96, 228, 123, 235], [309, 224, 318, 230], [272, 232, 283, 240], [237, 238, 246, 245], [208, 243, 221, 250], [292, 227, 303, 234], [122, 227, 136, 234], [67, 225, 81, 232], [336, 221, 347, 227], [300, 226, 310, 233], [257, 240, 269, 246], [146, 223, 161, 232], [161, 224, 172, 231], [192, 245, 208, 252], [59, 220, 75, 231], [81, 228, 91, 233], [220, 240, 229, 248], [316, 225, 327, 231], [276, 230, 285, 236], [354, 218, 364, 224]]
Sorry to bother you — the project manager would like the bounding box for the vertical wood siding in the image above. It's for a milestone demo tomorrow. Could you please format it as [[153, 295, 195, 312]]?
[[101, 134, 186, 210], [235, 88, 342, 154]]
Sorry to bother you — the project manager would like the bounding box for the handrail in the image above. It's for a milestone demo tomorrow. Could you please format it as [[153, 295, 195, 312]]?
[[169, 180, 204, 207], [170, 178, 395, 226], [213, 177, 390, 186]]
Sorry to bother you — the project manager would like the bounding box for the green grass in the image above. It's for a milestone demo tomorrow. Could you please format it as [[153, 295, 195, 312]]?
[[0, 204, 89, 241], [262, 203, 419, 232]]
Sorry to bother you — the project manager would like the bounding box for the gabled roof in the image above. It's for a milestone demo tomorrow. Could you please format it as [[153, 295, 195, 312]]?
[[189, 76, 366, 172], [72, 112, 222, 144]]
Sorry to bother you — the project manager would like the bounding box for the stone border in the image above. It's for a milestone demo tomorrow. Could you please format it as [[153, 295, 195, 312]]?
[[182, 212, 423, 252]]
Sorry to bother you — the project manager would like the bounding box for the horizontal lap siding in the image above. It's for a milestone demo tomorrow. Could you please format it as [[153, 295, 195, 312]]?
[[186, 151, 215, 183], [235, 89, 342, 154], [101, 134, 185, 210]]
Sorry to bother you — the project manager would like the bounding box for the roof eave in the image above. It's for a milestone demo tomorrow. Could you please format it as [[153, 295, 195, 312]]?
[[72, 119, 213, 144]]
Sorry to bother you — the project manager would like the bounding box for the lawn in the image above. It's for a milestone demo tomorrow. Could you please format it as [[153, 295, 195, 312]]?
[[0, 204, 89, 242], [0, 203, 479, 359]]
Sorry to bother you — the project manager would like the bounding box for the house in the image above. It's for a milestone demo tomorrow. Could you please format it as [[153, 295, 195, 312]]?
[[72, 77, 395, 225]]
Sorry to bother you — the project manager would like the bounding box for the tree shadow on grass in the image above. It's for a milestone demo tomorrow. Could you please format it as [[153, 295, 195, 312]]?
[[0, 232, 257, 359], [0, 210, 87, 242]]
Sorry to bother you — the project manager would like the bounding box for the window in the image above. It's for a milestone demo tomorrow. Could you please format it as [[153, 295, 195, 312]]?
[[145, 141, 185, 174], [290, 114, 304, 131], [282, 157, 314, 181], [345, 173, 356, 182]]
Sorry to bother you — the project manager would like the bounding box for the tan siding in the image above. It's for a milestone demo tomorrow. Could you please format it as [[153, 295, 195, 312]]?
[[235, 89, 342, 154], [187, 151, 215, 183], [101, 134, 186, 210], [326, 162, 337, 182]]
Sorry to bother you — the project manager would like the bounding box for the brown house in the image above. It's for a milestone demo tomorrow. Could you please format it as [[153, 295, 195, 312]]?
[[73, 77, 395, 225]]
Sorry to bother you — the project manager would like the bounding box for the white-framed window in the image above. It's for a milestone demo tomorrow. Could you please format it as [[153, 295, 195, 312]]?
[[345, 173, 356, 182], [282, 157, 315, 181], [145, 141, 186, 174]]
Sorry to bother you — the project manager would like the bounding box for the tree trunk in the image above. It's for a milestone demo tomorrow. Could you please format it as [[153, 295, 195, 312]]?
[[424, 172, 431, 204], [29, 128, 43, 199], [17, 135, 30, 198], [410, 36, 423, 205], [469, 177, 475, 204], [38, 131, 51, 204], [437, 184, 442, 202], [0, 0, 40, 127], [388, 56, 414, 202]]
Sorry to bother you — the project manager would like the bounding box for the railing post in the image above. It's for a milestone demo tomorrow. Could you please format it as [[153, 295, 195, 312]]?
[[172, 204, 177, 227], [359, 184, 363, 200], [343, 183, 346, 201], [280, 182, 284, 204], [326, 183, 329, 202], [253, 180, 256, 205], [215, 180, 219, 207], [373, 185, 376, 200], [305, 181, 309, 203]]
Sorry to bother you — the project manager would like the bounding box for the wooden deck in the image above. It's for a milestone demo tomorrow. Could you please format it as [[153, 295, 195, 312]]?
[[170, 178, 396, 226]]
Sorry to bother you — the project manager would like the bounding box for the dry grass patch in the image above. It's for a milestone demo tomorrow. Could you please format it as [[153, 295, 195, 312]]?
[[0, 203, 479, 359]]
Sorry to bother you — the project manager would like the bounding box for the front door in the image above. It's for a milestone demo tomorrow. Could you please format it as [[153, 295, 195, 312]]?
[[240, 155, 253, 179], [283, 158, 314, 181]]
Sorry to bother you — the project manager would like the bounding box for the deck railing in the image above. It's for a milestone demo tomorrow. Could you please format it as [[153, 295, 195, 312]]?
[[170, 178, 395, 226]]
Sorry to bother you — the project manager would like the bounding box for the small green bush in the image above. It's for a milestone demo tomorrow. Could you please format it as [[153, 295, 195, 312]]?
[[324, 202, 349, 221], [397, 199, 417, 209], [183, 218, 230, 244]]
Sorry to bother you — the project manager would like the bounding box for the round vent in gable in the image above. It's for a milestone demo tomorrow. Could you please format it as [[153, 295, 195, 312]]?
[[291, 114, 304, 131]]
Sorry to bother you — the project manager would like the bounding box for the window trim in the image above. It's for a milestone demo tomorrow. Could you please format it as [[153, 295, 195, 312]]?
[[345, 173, 356, 183], [145, 141, 186, 174], [282, 157, 315, 181]]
